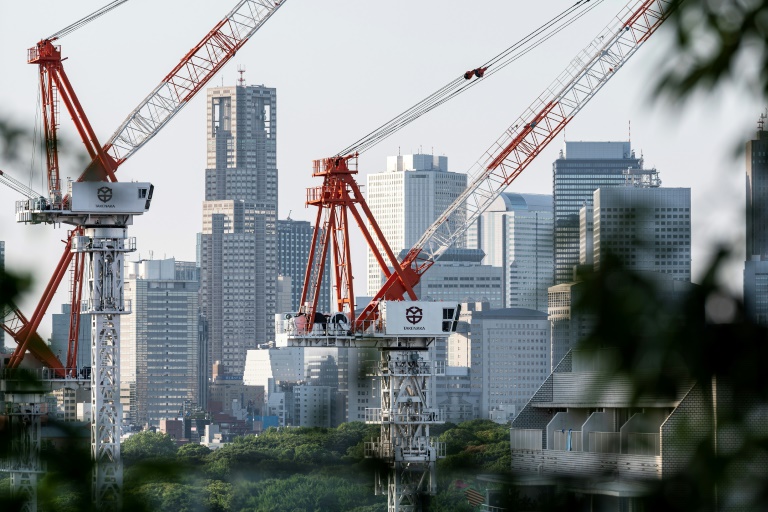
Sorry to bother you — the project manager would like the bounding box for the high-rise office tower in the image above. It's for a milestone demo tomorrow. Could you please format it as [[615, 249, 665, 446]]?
[[121, 259, 200, 427], [366, 153, 466, 295], [553, 141, 658, 284], [473, 193, 554, 312], [277, 218, 330, 313], [200, 84, 278, 380], [745, 115, 768, 325]]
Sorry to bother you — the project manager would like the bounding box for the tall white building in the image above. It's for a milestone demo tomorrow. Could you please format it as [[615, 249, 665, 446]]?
[[121, 259, 200, 427], [200, 84, 278, 385], [472, 193, 553, 312], [366, 153, 466, 295]]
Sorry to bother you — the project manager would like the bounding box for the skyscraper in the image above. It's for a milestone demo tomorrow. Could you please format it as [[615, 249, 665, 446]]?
[[200, 84, 278, 380], [553, 141, 657, 284], [366, 153, 466, 295], [277, 218, 330, 313], [121, 259, 200, 427], [473, 193, 553, 312], [745, 115, 768, 325]]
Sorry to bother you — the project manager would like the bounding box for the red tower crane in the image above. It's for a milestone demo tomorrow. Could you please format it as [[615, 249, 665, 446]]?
[[300, 0, 673, 332], [2, 0, 287, 377]]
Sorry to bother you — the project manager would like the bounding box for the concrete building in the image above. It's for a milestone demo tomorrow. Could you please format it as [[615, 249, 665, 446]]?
[[472, 193, 553, 311], [243, 346, 348, 426], [744, 259, 768, 325], [243, 347, 305, 393], [366, 153, 466, 295], [277, 218, 331, 313], [553, 142, 658, 284], [346, 347, 380, 423], [294, 385, 333, 428], [548, 280, 593, 371], [413, 249, 504, 307], [121, 258, 200, 427], [449, 302, 550, 422], [745, 115, 768, 325], [507, 321, 763, 512], [200, 83, 278, 384], [276, 275, 292, 314], [593, 186, 691, 280]]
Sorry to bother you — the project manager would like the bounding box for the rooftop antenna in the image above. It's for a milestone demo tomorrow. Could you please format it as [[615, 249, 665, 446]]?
[[287, 209, 292, 221], [628, 119, 631, 142], [237, 65, 246, 86], [759, 110, 767, 132]]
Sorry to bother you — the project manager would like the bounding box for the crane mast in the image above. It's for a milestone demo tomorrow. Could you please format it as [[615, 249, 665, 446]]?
[[358, 0, 673, 326]]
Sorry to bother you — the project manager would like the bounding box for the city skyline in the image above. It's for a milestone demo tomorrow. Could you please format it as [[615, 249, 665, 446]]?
[[0, 1, 758, 339]]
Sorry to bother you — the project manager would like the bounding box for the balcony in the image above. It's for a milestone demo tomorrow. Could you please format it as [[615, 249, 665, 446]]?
[[510, 428, 662, 480]]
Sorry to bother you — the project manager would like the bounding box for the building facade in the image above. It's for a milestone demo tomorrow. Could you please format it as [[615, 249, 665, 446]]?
[[121, 259, 200, 427], [49, 304, 92, 370], [553, 142, 657, 284], [593, 186, 691, 280], [548, 280, 593, 371], [745, 116, 768, 325], [413, 249, 504, 308], [277, 218, 330, 313], [200, 84, 278, 384], [449, 302, 550, 422], [473, 193, 553, 311], [366, 153, 466, 295]]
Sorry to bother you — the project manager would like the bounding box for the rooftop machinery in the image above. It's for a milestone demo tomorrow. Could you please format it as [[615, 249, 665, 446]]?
[[1, 1, 286, 509], [282, 1, 673, 510]]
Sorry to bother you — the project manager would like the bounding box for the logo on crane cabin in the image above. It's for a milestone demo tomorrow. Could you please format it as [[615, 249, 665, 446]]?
[[96, 186, 115, 208], [405, 306, 426, 330], [97, 187, 113, 203]]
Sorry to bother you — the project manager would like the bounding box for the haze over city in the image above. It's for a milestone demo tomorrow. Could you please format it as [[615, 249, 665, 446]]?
[[0, 0, 759, 339]]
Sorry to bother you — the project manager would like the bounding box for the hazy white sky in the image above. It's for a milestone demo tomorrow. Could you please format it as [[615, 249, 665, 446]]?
[[0, 0, 761, 339]]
